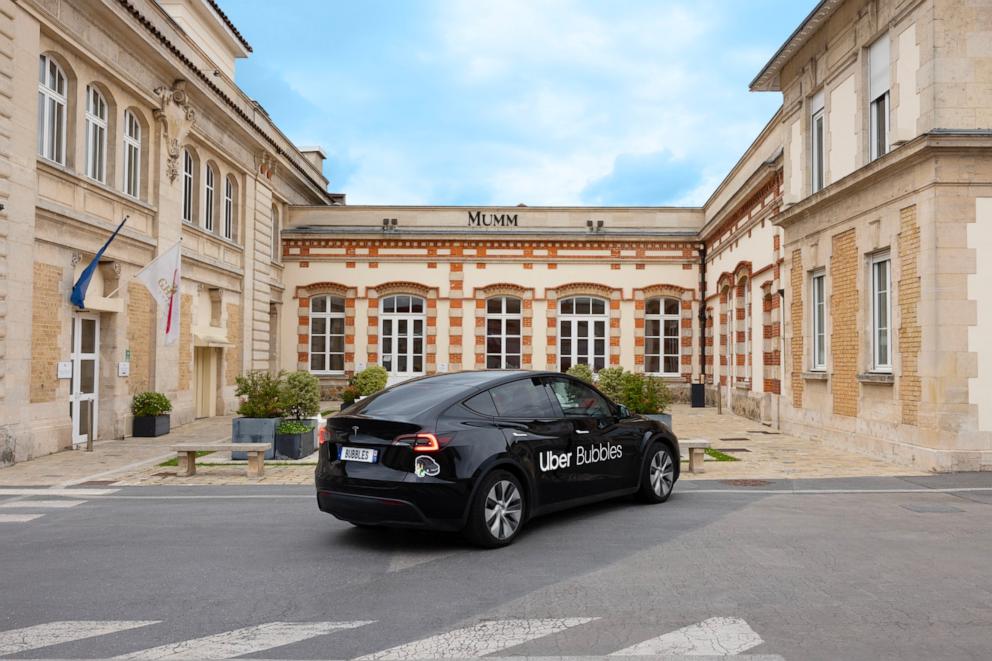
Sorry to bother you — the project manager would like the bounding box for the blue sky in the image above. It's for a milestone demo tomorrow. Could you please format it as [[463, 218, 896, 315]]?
[[223, 1, 812, 206]]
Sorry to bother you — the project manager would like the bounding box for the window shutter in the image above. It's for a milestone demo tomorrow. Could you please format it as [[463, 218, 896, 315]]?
[[869, 36, 890, 100]]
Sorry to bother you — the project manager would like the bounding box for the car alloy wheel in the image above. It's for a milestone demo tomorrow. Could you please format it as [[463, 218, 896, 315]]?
[[650, 448, 674, 498], [484, 479, 522, 541]]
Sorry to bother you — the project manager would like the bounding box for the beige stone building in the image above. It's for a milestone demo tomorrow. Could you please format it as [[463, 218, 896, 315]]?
[[2, 0, 990, 473], [0, 0, 332, 464]]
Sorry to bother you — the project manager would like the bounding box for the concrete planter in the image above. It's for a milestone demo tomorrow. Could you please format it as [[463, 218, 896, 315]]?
[[133, 415, 170, 437], [231, 418, 279, 460], [275, 420, 317, 460], [645, 412, 673, 431]]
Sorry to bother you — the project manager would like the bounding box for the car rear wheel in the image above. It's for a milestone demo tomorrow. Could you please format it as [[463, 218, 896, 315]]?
[[464, 470, 525, 548], [638, 443, 675, 503]]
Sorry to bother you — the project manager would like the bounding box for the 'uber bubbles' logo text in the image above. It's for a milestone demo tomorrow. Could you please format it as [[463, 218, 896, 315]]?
[[539, 442, 622, 472]]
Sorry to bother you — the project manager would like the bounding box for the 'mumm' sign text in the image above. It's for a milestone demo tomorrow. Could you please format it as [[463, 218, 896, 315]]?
[[468, 211, 518, 227]]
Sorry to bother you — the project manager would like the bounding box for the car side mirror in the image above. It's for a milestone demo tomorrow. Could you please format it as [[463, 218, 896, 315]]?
[[618, 405, 631, 419]]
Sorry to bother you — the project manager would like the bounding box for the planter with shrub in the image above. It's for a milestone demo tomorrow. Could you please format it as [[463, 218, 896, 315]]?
[[232, 370, 283, 459], [619, 371, 673, 429], [131, 391, 172, 437], [274, 371, 320, 459], [337, 366, 389, 411]]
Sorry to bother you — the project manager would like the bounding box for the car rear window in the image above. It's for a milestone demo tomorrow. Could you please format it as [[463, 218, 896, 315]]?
[[349, 382, 463, 418], [489, 378, 556, 418]]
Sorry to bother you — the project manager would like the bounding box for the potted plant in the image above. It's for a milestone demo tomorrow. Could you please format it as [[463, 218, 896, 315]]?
[[620, 371, 673, 429], [339, 385, 361, 410], [353, 365, 388, 397], [232, 370, 284, 459], [131, 391, 172, 437], [274, 371, 320, 459]]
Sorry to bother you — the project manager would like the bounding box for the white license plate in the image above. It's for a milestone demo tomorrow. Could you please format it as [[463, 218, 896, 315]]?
[[338, 446, 378, 463]]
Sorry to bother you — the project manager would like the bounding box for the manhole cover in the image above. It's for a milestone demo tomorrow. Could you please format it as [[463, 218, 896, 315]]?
[[721, 479, 772, 487]]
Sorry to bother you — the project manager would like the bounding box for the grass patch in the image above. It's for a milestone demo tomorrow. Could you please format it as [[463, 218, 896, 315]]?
[[158, 450, 213, 467], [705, 448, 739, 462]]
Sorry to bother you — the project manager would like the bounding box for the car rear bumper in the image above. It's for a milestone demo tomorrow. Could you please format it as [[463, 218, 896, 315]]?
[[315, 476, 471, 531]]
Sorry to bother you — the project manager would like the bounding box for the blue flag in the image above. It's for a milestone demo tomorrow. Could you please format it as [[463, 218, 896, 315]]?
[[70, 215, 128, 309]]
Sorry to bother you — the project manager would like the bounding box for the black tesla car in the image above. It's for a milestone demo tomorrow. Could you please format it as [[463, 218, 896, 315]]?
[[316, 370, 679, 547]]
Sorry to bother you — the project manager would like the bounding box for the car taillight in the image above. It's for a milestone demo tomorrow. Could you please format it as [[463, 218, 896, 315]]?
[[318, 425, 328, 446], [393, 433, 441, 452]]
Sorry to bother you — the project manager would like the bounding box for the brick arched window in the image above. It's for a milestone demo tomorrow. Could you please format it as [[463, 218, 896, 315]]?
[[645, 297, 681, 376], [309, 294, 346, 374]]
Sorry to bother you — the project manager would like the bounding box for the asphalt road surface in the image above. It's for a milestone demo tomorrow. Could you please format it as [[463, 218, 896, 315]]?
[[1, 474, 991, 660]]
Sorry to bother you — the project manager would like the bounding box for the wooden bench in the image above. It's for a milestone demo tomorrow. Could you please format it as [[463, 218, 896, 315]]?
[[680, 439, 712, 474], [170, 443, 272, 478]]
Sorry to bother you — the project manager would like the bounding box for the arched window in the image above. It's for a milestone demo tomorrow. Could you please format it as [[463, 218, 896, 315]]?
[[84, 85, 108, 182], [203, 164, 215, 231], [223, 175, 236, 240], [37, 54, 67, 165], [485, 296, 522, 369], [380, 295, 425, 376], [181, 149, 195, 224], [558, 296, 607, 372], [645, 297, 681, 376], [271, 204, 280, 262], [309, 295, 345, 373], [122, 110, 141, 198]]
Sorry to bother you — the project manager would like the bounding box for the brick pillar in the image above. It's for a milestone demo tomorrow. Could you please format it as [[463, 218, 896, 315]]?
[[898, 206, 921, 426], [789, 250, 804, 408], [830, 229, 858, 417]]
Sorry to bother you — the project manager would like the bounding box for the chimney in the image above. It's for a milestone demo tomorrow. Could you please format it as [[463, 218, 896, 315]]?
[[298, 146, 327, 172]]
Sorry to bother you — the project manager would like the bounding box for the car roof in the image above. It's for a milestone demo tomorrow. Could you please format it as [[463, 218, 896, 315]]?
[[400, 370, 561, 388]]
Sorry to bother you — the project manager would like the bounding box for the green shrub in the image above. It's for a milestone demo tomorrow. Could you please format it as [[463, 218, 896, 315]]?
[[619, 372, 671, 414], [280, 370, 320, 420], [276, 420, 312, 435], [235, 370, 284, 418], [594, 367, 625, 402], [340, 385, 361, 407], [131, 391, 172, 417], [565, 363, 594, 383], [353, 365, 388, 395]]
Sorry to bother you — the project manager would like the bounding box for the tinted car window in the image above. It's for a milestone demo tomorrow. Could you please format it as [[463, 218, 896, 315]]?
[[464, 390, 498, 416], [549, 379, 613, 418], [348, 382, 464, 418], [490, 378, 556, 418]]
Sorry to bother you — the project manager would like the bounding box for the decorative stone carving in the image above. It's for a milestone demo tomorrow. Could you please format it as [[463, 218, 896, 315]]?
[[255, 151, 277, 180], [153, 79, 196, 183]]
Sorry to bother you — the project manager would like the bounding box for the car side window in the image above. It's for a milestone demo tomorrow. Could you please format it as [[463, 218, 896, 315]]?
[[490, 378, 556, 418], [549, 379, 613, 419], [464, 390, 498, 416]]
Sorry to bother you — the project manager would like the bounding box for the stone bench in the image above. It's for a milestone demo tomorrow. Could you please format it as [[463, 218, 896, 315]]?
[[171, 443, 272, 478], [680, 439, 712, 474]]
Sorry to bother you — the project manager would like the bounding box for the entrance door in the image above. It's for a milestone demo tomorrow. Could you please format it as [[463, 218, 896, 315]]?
[[558, 296, 608, 373], [380, 295, 425, 383], [194, 347, 218, 418], [70, 314, 99, 446]]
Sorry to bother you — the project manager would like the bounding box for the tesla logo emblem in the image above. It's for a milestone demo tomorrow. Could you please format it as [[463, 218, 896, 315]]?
[[351, 426, 359, 440]]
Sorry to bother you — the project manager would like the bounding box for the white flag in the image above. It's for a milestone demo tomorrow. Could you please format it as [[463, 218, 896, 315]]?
[[135, 241, 182, 345]]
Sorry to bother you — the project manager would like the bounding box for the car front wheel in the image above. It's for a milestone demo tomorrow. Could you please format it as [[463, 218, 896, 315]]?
[[638, 443, 675, 503], [465, 470, 525, 548]]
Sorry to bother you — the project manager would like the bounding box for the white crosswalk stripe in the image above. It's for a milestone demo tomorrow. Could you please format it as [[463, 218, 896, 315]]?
[[112, 621, 374, 660], [0, 488, 118, 496], [0, 513, 44, 523], [610, 616, 763, 656], [355, 617, 598, 660], [0, 499, 87, 509], [0, 620, 159, 656]]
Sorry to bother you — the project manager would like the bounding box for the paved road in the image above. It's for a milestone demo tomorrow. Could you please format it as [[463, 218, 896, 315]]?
[[1, 474, 991, 660]]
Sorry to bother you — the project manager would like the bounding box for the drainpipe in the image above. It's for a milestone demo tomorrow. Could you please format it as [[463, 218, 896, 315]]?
[[697, 245, 708, 407]]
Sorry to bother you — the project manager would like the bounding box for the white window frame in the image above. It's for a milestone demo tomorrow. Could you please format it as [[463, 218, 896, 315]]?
[[726, 289, 735, 384], [485, 296, 522, 369], [380, 295, 426, 377], [870, 91, 890, 161], [84, 85, 108, 183], [182, 149, 194, 224], [811, 270, 826, 371], [38, 54, 67, 165], [869, 35, 891, 161], [811, 107, 825, 193], [308, 295, 345, 374], [743, 280, 751, 380], [645, 297, 681, 377], [871, 252, 892, 372], [122, 110, 140, 198], [558, 296, 608, 373], [204, 165, 215, 232], [223, 176, 234, 240]]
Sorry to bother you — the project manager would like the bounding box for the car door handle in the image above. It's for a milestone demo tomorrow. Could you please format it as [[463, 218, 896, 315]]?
[[576, 429, 590, 434], [511, 432, 529, 437]]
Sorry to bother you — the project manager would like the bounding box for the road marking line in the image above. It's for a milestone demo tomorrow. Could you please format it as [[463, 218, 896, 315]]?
[[0, 513, 44, 523], [113, 621, 373, 660], [387, 550, 459, 573], [0, 488, 118, 497], [0, 499, 87, 509], [610, 617, 763, 656], [356, 618, 598, 660], [0, 621, 159, 656]]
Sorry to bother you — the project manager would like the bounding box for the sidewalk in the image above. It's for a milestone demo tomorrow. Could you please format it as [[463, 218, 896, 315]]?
[[0, 405, 927, 488], [0, 416, 232, 487]]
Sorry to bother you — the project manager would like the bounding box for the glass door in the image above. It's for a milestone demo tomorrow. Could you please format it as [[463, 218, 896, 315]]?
[[380, 295, 425, 382], [558, 296, 608, 372], [70, 314, 99, 446]]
